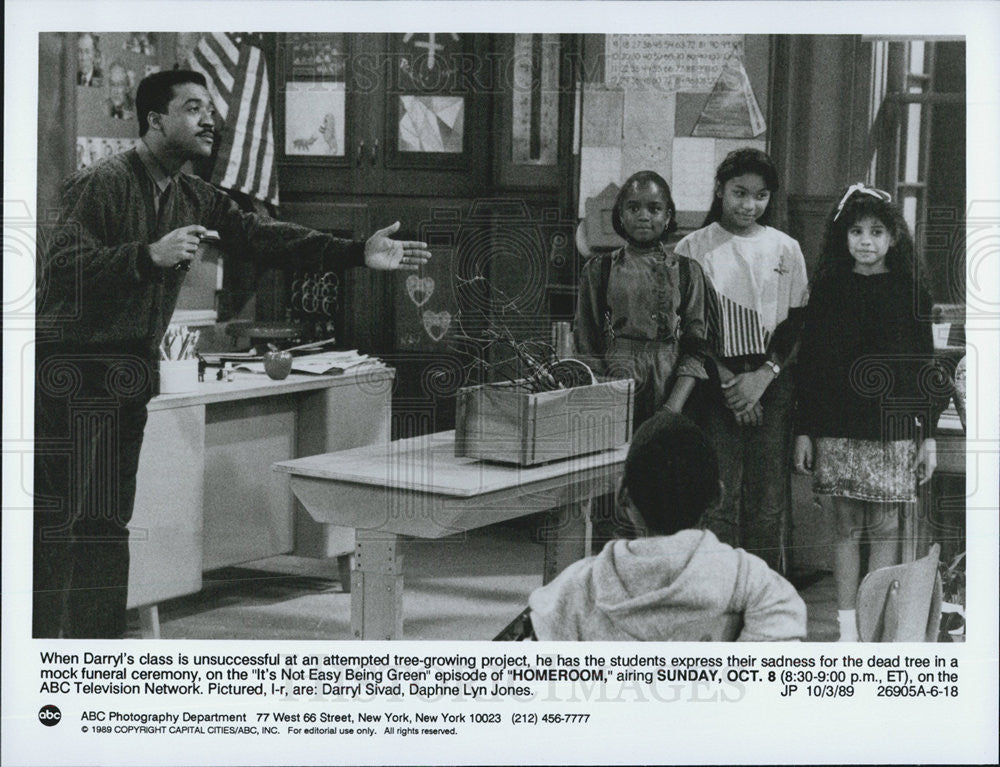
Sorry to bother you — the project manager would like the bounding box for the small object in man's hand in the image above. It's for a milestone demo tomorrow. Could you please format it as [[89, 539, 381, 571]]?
[[200, 229, 221, 242], [175, 259, 192, 272]]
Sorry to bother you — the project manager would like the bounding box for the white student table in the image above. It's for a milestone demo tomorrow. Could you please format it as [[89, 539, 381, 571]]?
[[274, 432, 629, 639]]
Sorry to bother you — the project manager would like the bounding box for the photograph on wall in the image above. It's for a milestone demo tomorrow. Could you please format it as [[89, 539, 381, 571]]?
[[75, 31, 104, 86], [289, 32, 346, 81], [75, 31, 166, 139]]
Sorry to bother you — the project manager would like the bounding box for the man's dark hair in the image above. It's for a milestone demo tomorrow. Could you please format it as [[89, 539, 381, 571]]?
[[135, 69, 208, 136], [622, 410, 720, 536]]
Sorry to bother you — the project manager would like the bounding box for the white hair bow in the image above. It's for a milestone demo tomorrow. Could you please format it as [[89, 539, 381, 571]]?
[[834, 183, 892, 221]]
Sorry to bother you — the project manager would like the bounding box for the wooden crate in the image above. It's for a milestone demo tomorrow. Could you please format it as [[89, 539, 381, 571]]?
[[454, 379, 634, 465]]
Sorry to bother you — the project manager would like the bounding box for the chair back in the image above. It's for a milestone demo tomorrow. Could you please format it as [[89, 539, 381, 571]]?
[[493, 607, 535, 641], [856, 543, 943, 642]]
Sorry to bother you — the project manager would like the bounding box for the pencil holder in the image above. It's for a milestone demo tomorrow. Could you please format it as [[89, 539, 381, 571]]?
[[159, 359, 199, 394]]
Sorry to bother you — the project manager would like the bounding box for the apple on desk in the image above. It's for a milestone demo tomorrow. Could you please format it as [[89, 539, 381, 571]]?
[[263, 350, 293, 380]]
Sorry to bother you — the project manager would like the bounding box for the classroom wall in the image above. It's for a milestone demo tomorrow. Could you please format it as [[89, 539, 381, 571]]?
[[577, 34, 772, 232], [37, 34, 78, 223], [770, 35, 872, 275]]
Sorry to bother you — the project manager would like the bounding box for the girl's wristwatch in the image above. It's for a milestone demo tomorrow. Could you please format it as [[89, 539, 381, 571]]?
[[763, 359, 781, 377]]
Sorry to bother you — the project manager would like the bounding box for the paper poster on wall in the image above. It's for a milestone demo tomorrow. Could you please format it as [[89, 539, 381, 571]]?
[[581, 86, 624, 148], [396, 33, 463, 91], [284, 81, 346, 156], [605, 35, 744, 93], [288, 33, 346, 81], [691, 53, 767, 138], [76, 136, 140, 169], [622, 90, 675, 182], [577, 145, 623, 218], [671, 136, 767, 212], [398, 95, 464, 153], [671, 137, 717, 212]]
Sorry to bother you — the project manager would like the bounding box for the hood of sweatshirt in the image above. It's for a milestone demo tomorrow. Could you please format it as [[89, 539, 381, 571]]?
[[528, 530, 806, 642]]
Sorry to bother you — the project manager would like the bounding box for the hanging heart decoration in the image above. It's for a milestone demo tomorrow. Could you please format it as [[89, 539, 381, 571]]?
[[422, 310, 452, 342], [406, 275, 435, 307]]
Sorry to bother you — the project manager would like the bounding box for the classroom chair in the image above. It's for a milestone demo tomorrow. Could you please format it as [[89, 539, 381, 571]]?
[[856, 543, 943, 642]]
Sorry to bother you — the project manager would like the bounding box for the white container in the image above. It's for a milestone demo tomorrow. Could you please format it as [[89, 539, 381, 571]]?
[[551, 321, 574, 359], [159, 359, 198, 394]]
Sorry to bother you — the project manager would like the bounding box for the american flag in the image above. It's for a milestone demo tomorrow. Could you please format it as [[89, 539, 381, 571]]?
[[190, 33, 278, 205]]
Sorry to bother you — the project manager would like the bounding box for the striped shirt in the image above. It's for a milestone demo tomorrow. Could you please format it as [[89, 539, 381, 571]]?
[[674, 223, 808, 358]]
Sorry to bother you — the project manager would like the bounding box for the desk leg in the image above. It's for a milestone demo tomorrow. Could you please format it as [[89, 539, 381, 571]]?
[[542, 501, 592, 584], [337, 554, 353, 594], [138, 606, 160, 639], [901, 490, 930, 564], [351, 530, 404, 639]]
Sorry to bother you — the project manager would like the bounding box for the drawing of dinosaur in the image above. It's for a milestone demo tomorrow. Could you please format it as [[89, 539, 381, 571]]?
[[292, 135, 318, 152]]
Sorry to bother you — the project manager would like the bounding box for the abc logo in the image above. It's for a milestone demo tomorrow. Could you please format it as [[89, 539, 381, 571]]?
[[38, 704, 62, 726]]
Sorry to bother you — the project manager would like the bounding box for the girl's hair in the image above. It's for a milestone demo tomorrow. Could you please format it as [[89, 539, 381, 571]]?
[[814, 185, 921, 291], [611, 170, 678, 242], [701, 147, 780, 228]]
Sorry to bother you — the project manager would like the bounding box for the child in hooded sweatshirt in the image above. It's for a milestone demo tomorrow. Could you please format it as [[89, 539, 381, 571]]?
[[527, 410, 807, 641]]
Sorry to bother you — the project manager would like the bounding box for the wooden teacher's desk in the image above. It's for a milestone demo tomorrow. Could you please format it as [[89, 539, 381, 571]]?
[[275, 432, 628, 639], [127, 367, 394, 635]]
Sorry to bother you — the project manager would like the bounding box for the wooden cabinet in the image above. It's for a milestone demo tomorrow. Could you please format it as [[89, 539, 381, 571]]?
[[275, 33, 491, 198], [271, 34, 580, 438]]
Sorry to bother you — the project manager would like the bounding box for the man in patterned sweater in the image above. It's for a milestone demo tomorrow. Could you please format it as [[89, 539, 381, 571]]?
[[34, 69, 430, 638]]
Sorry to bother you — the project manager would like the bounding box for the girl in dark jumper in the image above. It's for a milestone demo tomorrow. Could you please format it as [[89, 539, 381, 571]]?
[[575, 171, 713, 549], [575, 171, 712, 428], [794, 184, 939, 641]]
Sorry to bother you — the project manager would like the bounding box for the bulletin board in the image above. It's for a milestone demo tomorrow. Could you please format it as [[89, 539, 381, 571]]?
[[74, 32, 176, 168], [578, 34, 771, 226]]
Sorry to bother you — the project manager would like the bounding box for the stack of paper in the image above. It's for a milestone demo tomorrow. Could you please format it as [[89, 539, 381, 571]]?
[[235, 350, 382, 376]]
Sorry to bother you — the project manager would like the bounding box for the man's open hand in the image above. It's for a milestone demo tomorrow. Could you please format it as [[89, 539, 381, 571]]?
[[364, 221, 432, 271]]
